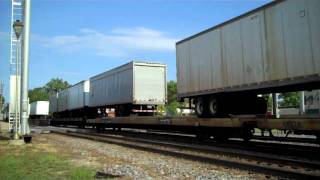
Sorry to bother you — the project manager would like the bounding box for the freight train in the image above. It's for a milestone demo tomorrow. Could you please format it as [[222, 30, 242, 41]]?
[[50, 61, 167, 126], [50, 0, 320, 141]]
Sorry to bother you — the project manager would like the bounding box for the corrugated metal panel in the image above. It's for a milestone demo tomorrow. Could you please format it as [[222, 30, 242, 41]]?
[[29, 101, 49, 116], [68, 80, 90, 110], [264, 2, 288, 80], [176, 0, 320, 97], [240, 11, 265, 84], [281, 0, 313, 77], [176, 42, 190, 94], [221, 20, 244, 86], [56, 80, 90, 112], [49, 93, 58, 113], [57, 89, 68, 112], [90, 61, 166, 107], [90, 62, 133, 107], [306, 0, 320, 73]]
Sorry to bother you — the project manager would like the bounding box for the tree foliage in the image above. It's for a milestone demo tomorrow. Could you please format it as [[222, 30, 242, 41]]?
[[28, 87, 49, 103], [165, 81, 184, 116], [279, 92, 299, 107], [167, 81, 177, 105], [28, 78, 70, 103], [44, 78, 70, 94], [0, 95, 4, 110]]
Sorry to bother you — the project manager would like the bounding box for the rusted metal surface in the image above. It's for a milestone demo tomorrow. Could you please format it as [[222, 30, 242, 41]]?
[[176, 0, 320, 98], [86, 115, 320, 131]]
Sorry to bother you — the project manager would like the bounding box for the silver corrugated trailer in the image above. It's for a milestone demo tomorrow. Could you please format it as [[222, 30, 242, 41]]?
[[56, 80, 90, 113], [90, 61, 167, 116], [176, 0, 320, 117], [49, 93, 58, 113]]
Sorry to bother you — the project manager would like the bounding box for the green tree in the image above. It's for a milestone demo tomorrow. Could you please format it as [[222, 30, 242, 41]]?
[[279, 92, 299, 107], [165, 81, 183, 116], [167, 81, 177, 104], [28, 78, 70, 103], [0, 95, 5, 111], [44, 78, 70, 94], [28, 87, 49, 103]]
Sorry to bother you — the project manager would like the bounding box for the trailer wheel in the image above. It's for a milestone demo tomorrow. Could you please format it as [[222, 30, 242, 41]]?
[[118, 105, 129, 117], [256, 97, 267, 114], [208, 97, 218, 116], [195, 97, 208, 117]]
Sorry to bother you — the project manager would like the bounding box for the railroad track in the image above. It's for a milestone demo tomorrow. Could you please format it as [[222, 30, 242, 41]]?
[[49, 128, 320, 179], [253, 135, 318, 144], [94, 128, 320, 160]]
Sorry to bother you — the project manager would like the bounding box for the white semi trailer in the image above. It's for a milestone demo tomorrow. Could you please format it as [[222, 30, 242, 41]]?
[[90, 61, 167, 116], [176, 0, 320, 117]]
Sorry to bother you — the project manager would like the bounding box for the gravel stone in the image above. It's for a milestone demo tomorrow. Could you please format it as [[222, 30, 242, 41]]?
[[31, 132, 268, 179]]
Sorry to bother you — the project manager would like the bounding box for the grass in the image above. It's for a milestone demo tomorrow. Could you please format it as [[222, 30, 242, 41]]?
[[0, 141, 96, 180]]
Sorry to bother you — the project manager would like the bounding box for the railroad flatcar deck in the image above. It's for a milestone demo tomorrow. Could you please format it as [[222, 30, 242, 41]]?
[[83, 115, 320, 132]]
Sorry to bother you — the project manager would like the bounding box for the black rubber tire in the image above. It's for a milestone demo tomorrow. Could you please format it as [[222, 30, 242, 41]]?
[[117, 105, 128, 117], [208, 97, 218, 116], [255, 97, 268, 114], [195, 97, 208, 117]]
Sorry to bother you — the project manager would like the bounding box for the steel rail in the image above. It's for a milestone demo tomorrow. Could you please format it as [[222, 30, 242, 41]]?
[[51, 129, 320, 179]]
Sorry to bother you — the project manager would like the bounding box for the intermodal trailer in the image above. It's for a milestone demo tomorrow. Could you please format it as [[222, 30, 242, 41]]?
[[55, 80, 90, 117], [176, 0, 320, 117], [29, 101, 50, 126], [29, 101, 49, 117], [89, 61, 167, 116]]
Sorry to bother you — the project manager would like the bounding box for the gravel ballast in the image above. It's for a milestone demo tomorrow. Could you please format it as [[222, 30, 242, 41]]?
[[33, 133, 268, 179]]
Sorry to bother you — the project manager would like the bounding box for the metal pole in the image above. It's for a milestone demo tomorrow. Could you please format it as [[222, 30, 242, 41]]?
[[272, 93, 279, 118], [20, 0, 31, 135], [0, 81, 3, 114], [299, 91, 305, 115], [14, 39, 20, 139]]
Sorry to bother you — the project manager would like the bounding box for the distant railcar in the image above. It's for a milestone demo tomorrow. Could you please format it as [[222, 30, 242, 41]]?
[[50, 80, 90, 120], [89, 61, 167, 116], [50, 61, 167, 119]]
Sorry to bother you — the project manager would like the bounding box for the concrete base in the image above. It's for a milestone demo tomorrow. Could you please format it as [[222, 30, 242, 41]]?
[[9, 139, 25, 146]]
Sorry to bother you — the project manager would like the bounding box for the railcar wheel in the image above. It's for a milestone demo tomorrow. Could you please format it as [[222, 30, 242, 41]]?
[[195, 97, 207, 117], [215, 135, 228, 142], [316, 133, 320, 144], [208, 97, 218, 116], [241, 127, 253, 142]]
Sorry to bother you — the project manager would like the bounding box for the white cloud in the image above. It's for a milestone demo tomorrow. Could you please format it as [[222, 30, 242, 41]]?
[[34, 27, 178, 58]]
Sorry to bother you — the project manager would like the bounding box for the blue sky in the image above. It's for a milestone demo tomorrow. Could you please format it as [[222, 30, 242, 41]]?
[[0, 0, 271, 100]]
